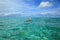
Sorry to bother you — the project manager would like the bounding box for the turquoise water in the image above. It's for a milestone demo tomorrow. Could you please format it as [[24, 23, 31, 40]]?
[[0, 17, 60, 40]]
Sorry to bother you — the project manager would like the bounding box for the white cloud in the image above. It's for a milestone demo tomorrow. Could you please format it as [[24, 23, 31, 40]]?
[[0, 1, 26, 17], [0, 0, 35, 16], [0, 0, 59, 17], [40, 8, 60, 15], [39, 1, 53, 8]]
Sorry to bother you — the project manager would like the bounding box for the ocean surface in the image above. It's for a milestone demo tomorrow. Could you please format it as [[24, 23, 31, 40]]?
[[0, 17, 60, 40]]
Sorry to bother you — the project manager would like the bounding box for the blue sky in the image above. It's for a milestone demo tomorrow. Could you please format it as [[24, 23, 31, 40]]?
[[0, 0, 60, 17]]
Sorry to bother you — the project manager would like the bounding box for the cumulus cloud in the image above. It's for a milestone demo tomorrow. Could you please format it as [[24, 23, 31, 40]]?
[[39, 1, 53, 8]]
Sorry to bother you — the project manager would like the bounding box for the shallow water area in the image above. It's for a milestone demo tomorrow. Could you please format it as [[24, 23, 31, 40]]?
[[0, 17, 60, 40]]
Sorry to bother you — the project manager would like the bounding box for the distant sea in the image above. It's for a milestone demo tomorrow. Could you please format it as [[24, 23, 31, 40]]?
[[0, 17, 60, 40]]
